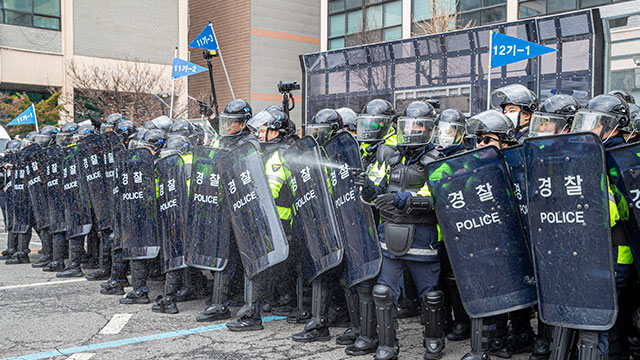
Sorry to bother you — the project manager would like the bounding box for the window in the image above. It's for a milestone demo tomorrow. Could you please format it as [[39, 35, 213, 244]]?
[[519, 0, 629, 18], [412, 0, 505, 35], [328, 0, 402, 50], [457, 0, 506, 26], [1, 0, 60, 30]]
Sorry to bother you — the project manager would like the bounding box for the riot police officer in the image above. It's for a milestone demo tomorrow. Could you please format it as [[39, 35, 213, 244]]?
[[356, 99, 398, 170], [355, 101, 445, 360], [609, 89, 635, 104], [337, 107, 358, 137], [120, 129, 167, 305], [491, 84, 538, 142], [100, 113, 124, 133], [0, 139, 24, 261], [528, 94, 580, 138]]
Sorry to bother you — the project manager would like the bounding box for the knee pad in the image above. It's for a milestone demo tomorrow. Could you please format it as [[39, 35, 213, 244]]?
[[373, 284, 393, 305]]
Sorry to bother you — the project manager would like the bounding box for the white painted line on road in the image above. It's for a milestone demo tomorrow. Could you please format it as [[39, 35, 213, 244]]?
[[66, 353, 95, 360], [0, 278, 86, 290], [99, 314, 132, 335]]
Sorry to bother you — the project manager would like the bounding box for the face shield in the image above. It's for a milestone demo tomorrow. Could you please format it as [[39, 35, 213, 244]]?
[[528, 113, 570, 138], [247, 110, 275, 132], [570, 110, 619, 138], [307, 124, 335, 145], [100, 123, 114, 133], [219, 114, 246, 137], [55, 133, 73, 146], [396, 117, 435, 146], [33, 134, 53, 147], [433, 122, 465, 148], [127, 139, 147, 150], [356, 115, 392, 142]]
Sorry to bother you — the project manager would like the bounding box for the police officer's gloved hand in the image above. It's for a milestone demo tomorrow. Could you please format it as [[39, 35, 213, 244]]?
[[373, 193, 396, 212], [353, 169, 369, 188]]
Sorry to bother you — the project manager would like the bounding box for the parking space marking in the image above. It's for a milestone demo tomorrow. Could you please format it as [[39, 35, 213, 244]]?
[[99, 314, 132, 335], [0, 279, 86, 291], [66, 353, 95, 360]]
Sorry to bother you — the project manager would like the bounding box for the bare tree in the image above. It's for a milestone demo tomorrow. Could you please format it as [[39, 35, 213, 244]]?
[[412, 1, 474, 36], [61, 60, 186, 125]]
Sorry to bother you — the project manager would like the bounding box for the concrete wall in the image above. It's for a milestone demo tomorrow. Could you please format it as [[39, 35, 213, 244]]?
[[250, 0, 321, 126], [0, 23, 61, 53], [73, 0, 178, 64]]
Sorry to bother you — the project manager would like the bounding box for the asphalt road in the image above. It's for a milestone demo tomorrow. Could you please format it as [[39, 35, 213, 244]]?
[[0, 231, 532, 360]]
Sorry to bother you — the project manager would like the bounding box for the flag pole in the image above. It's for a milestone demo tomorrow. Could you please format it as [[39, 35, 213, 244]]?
[[487, 31, 493, 111], [33, 104, 39, 131], [169, 47, 178, 121], [210, 23, 235, 99]]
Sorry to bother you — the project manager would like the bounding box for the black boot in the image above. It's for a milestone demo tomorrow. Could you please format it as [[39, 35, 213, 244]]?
[[100, 280, 126, 295], [336, 284, 360, 345], [43, 260, 65, 272], [577, 331, 603, 360], [85, 237, 111, 281], [461, 317, 491, 360], [488, 314, 512, 358], [152, 295, 179, 314], [57, 261, 82, 277], [120, 288, 150, 304], [345, 284, 378, 356], [372, 284, 399, 360], [549, 326, 577, 360], [492, 309, 535, 358], [196, 271, 231, 322], [6, 251, 30, 264], [0, 248, 16, 260], [0, 232, 18, 260], [423, 291, 446, 360], [530, 318, 551, 360], [287, 267, 311, 324], [227, 276, 264, 332], [32, 254, 52, 268], [292, 278, 331, 342], [447, 274, 470, 341]]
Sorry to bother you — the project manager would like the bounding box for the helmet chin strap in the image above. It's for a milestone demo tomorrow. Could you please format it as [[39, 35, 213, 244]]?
[[602, 124, 619, 144], [626, 129, 636, 143]]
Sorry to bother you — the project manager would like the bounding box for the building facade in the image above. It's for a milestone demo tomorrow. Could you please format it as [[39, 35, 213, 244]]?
[[187, 0, 321, 125], [0, 0, 188, 122]]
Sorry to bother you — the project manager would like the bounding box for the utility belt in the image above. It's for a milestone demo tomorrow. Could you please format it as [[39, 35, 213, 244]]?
[[379, 208, 437, 225], [382, 223, 438, 257]]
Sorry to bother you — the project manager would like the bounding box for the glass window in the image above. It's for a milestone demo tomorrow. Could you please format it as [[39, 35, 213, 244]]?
[[459, 0, 482, 11], [347, 10, 362, 33], [330, 13, 346, 37], [413, 0, 431, 22], [1, 0, 60, 30], [34, 0, 60, 16], [384, 1, 401, 27], [519, 0, 545, 18], [4, 10, 31, 26], [345, 0, 362, 10], [34, 15, 58, 29], [329, 37, 345, 50], [4, 0, 31, 12], [579, 0, 611, 7], [485, 0, 506, 5], [330, 0, 345, 13], [366, 4, 383, 29], [482, 6, 506, 24], [384, 26, 402, 40], [548, 0, 576, 13]]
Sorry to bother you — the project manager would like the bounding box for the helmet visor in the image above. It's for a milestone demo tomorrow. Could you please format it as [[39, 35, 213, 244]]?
[[55, 133, 72, 145], [491, 85, 535, 109], [33, 134, 52, 147], [356, 115, 392, 142], [528, 113, 569, 137], [127, 139, 147, 150], [247, 110, 275, 131], [570, 110, 618, 135], [396, 118, 435, 146], [432, 122, 465, 148], [219, 114, 247, 137], [307, 124, 334, 145], [100, 123, 114, 133]]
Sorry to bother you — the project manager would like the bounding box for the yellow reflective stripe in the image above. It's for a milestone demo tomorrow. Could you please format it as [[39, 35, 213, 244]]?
[[182, 153, 193, 164], [267, 174, 285, 185], [369, 161, 387, 186], [607, 178, 620, 227], [437, 224, 442, 242], [416, 182, 431, 197], [617, 245, 633, 265], [277, 205, 292, 221]]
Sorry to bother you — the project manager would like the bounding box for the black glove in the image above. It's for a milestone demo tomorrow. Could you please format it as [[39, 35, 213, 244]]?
[[373, 193, 396, 212], [353, 169, 369, 188], [199, 102, 214, 117]]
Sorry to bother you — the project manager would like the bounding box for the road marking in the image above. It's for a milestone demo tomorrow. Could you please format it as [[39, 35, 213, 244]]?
[[99, 314, 132, 335], [66, 353, 95, 360], [0, 279, 86, 291], [1, 316, 286, 360]]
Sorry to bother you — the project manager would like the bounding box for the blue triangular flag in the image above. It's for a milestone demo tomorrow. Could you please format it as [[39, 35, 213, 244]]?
[[189, 23, 218, 51], [490, 31, 557, 68], [172, 58, 208, 79], [7, 104, 36, 126]]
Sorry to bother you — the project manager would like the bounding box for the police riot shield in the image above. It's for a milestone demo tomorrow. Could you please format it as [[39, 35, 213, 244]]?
[[22, 144, 49, 231], [100, 132, 124, 245], [502, 145, 530, 244], [156, 154, 189, 273], [61, 145, 92, 238], [323, 132, 382, 287], [12, 152, 31, 234], [282, 136, 344, 281], [116, 148, 159, 260], [77, 134, 111, 230], [45, 145, 66, 234], [607, 142, 640, 272], [220, 142, 288, 279], [524, 132, 617, 330], [3, 153, 15, 231], [426, 146, 537, 318], [184, 146, 230, 271]]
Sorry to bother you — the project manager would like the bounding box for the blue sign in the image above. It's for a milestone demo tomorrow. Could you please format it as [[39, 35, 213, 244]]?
[[172, 58, 208, 79], [7, 104, 36, 126], [490, 31, 557, 68], [189, 23, 218, 51]]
